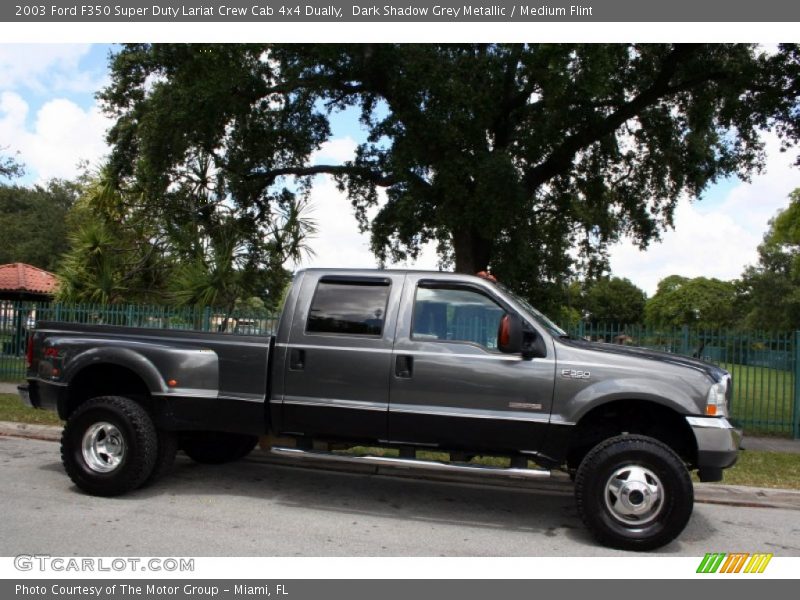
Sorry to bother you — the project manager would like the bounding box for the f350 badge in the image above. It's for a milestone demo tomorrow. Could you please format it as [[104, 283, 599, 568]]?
[[561, 368, 591, 379]]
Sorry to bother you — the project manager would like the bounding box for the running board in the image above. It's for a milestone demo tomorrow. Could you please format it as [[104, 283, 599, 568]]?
[[269, 446, 551, 479]]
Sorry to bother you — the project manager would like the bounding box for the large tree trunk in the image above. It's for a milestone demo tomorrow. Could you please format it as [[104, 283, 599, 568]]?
[[452, 228, 493, 274]]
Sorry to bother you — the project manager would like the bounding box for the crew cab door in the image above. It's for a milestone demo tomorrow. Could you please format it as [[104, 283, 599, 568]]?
[[387, 276, 555, 453], [277, 272, 403, 441]]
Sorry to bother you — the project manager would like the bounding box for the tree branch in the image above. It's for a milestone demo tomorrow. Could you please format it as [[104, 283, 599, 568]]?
[[247, 164, 401, 187], [522, 45, 729, 193]]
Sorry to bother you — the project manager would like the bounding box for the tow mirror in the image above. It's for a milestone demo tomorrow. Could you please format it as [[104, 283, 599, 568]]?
[[499, 313, 547, 360], [521, 329, 547, 360]]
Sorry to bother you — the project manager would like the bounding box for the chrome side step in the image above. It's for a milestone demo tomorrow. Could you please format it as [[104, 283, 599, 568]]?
[[269, 446, 551, 479]]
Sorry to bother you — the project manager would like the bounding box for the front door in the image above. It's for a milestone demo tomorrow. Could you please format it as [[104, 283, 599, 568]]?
[[388, 277, 555, 453]]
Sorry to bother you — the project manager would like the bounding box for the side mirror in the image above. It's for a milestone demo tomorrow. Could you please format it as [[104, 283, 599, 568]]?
[[521, 328, 547, 360], [499, 313, 547, 360]]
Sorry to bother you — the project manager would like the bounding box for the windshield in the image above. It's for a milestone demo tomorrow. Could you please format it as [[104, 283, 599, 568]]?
[[494, 282, 567, 337]]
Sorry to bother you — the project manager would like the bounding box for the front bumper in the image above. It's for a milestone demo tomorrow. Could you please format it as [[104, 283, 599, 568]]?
[[687, 416, 742, 481]]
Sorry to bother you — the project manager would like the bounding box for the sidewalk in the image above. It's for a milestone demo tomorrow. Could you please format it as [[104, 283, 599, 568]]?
[[742, 436, 800, 454], [0, 382, 19, 394]]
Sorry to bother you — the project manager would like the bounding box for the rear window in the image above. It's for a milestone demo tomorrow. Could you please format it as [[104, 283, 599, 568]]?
[[306, 279, 391, 336]]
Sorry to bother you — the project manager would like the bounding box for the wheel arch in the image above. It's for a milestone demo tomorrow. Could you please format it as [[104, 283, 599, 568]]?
[[60, 362, 154, 421], [566, 398, 698, 472]]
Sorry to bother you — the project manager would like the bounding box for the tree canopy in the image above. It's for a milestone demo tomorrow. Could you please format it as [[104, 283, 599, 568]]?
[[100, 43, 800, 310], [644, 275, 739, 328], [582, 277, 647, 324], [737, 188, 800, 330], [56, 168, 315, 310], [0, 181, 77, 271]]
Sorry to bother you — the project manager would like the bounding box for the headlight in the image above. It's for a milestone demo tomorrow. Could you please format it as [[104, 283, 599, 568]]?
[[706, 380, 728, 416]]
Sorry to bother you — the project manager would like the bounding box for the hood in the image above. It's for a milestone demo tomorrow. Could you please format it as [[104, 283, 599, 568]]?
[[557, 336, 728, 382]]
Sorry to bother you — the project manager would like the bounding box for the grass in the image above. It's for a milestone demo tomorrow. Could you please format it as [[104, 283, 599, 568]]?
[[706, 450, 800, 490], [0, 393, 62, 425]]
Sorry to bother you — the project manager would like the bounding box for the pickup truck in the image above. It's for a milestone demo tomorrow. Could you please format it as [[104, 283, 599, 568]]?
[[19, 268, 740, 550]]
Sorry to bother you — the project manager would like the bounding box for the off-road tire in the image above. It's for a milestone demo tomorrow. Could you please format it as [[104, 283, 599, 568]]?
[[143, 429, 179, 485], [61, 396, 157, 496], [181, 432, 259, 464], [574, 434, 694, 551]]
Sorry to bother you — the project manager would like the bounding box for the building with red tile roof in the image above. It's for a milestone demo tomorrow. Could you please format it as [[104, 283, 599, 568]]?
[[0, 263, 58, 300]]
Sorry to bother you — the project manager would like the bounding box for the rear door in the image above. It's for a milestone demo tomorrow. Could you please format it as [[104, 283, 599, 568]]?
[[387, 276, 555, 452], [278, 272, 403, 441]]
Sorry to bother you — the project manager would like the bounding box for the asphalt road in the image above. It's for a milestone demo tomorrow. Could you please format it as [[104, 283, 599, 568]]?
[[1, 436, 799, 557]]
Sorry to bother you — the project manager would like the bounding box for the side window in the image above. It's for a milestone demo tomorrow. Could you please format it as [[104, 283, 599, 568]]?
[[306, 279, 390, 336], [412, 285, 505, 350]]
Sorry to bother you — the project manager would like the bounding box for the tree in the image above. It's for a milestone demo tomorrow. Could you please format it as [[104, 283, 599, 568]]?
[[0, 180, 78, 271], [644, 275, 738, 328], [57, 174, 169, 304], [99, 44, 800, 311], [738, 188, 800, 330], [0, 148, 23, 181], [583, 277, 647, 324], [58, 165, 315, 310]]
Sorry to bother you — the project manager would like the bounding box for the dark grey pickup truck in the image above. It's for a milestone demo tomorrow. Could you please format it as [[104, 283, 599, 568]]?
[[19, 269, 740, 550]]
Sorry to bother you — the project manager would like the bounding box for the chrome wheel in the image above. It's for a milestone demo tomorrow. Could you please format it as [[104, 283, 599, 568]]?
[[81, 422, 126, 473], [604, 464, 664, 527]]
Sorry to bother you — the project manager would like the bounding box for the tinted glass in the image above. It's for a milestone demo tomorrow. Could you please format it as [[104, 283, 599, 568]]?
[[307, 280, 390, 336], [413, 286, 505, 350]]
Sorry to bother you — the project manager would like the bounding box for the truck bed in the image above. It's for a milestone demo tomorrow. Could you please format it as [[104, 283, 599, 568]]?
[[28, 321, 274, 434]]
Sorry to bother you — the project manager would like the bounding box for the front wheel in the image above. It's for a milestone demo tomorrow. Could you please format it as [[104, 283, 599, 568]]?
[[61, 396, 158, 496], [574, 434, 694, 551]]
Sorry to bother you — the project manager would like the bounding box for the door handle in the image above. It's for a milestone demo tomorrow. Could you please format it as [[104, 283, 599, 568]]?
[[289, 349, 305, 370], [395, 355, 413, 378]]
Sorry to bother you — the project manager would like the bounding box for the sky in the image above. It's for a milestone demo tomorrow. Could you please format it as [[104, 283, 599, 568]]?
[[1, 43, 798, 296]]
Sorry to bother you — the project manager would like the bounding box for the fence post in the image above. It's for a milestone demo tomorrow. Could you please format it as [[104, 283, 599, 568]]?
[[794, 330, 800, 440], [681, 325, 690, 356], [203, 306, 212, 332]]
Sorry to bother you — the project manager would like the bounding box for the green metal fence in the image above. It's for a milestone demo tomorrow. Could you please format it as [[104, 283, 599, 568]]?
[[1, 300, 798, 438], [565, 322, 800, 438]]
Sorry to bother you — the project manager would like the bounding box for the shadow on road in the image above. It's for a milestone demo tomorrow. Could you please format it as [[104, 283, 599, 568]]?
[[41, 451, 711, 554]]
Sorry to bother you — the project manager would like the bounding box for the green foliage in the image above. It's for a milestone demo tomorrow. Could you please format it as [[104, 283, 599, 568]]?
[[583, 277, 647, 324], [0, 180, 78, 271], [738, 188, 800, 330], [644, 275, 739, 328], [57, 173, 170, 304], [100, 43, 800, 309], [0, 149, 23, 180], [57, 159, 314, 309]]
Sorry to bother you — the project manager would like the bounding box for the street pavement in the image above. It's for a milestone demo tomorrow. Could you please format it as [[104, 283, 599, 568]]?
[[1, 435, 799, 557]]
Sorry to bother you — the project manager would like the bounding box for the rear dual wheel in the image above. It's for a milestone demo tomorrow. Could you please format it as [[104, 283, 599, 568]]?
[[61, 395, 175, 496]]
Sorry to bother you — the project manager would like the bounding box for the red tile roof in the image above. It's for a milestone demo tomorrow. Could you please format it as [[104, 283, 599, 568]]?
[[0, 263, 58, 295]]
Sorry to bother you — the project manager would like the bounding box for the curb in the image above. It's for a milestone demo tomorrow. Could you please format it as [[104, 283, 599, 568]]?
[[2, 421, 799, 511], [0, 421, 61, 442]]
